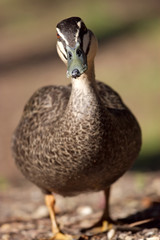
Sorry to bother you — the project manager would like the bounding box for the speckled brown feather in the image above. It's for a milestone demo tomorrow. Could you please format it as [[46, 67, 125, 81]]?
[[12, 76, 141, 196]]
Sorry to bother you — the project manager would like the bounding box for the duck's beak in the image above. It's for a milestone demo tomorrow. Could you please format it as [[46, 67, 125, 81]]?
[[66, 42, 88, 78]]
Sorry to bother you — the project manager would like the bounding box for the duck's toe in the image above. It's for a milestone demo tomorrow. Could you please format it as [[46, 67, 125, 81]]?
[[81, 217, 115, 235], [51, 232, 73, 240]]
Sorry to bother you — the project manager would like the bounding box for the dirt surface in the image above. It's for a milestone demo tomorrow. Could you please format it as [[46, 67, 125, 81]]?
[[0, 172, 160, 239]]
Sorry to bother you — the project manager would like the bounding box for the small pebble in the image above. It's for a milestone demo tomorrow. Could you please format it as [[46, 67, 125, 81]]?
[[76, 206, 93, 216], [107, 228, 115, 239]]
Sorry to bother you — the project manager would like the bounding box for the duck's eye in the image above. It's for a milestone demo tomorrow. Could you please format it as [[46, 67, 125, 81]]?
[[68, 52, 72, 60], [76, 49, 82, 57], [57, 33, 60, 39]]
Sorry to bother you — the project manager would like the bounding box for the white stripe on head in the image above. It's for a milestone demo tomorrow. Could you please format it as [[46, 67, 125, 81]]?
[[57, 41, 67, 58], [77, 20, 82, 28], [56, 42, 67, 64], [56, 27, 69, 45], [83, 31, 90, 53], [75, 20, 82, 43]]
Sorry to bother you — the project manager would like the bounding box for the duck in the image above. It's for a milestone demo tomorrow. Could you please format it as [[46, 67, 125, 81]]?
[[12, 17, 142, 239]]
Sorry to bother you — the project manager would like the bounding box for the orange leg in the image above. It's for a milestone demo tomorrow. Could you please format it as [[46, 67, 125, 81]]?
[[82, 187, 114, 233], [45, 194, 59, 235], [45, 194, 72, 240], [101, 187, 112, 220], [97, 187, 114, 231]]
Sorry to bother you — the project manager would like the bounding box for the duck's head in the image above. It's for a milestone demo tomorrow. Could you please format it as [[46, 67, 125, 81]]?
[[56, 17, 98, 79]]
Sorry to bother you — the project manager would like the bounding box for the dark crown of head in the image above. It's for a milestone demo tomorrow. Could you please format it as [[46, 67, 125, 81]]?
[[56, 17, 88, 47]]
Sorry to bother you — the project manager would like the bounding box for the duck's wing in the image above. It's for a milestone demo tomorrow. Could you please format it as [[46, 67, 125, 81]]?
[[96, 81, 126, 110], [20, 85, 71, 130]]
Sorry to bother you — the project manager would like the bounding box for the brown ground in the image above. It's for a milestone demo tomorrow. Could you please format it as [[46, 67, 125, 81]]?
[[0, 172, 160, 239]]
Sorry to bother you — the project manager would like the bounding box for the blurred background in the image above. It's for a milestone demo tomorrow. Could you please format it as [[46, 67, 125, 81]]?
[[0, 0, 160, 187]]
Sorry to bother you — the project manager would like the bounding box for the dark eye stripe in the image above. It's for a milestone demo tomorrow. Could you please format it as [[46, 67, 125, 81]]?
[[57, 43, 67, 60], [61, 50, 67, 60]]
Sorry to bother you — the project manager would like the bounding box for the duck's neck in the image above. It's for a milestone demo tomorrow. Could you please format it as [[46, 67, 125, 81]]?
[[72, 61, 97, 94], [66, 62, 100, 117]]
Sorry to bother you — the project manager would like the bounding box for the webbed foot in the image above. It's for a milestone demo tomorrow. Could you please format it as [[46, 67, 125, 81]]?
[[50, 232, 73, 240], [81, 217, 115, 234]]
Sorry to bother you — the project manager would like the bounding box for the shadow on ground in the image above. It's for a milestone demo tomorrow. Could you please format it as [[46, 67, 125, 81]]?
[[119, 199, 160, 229]]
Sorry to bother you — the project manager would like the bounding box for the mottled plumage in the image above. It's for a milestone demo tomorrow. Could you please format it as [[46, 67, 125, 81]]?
[[12, 17, 141, 238], [12, 80, 141, 196]]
